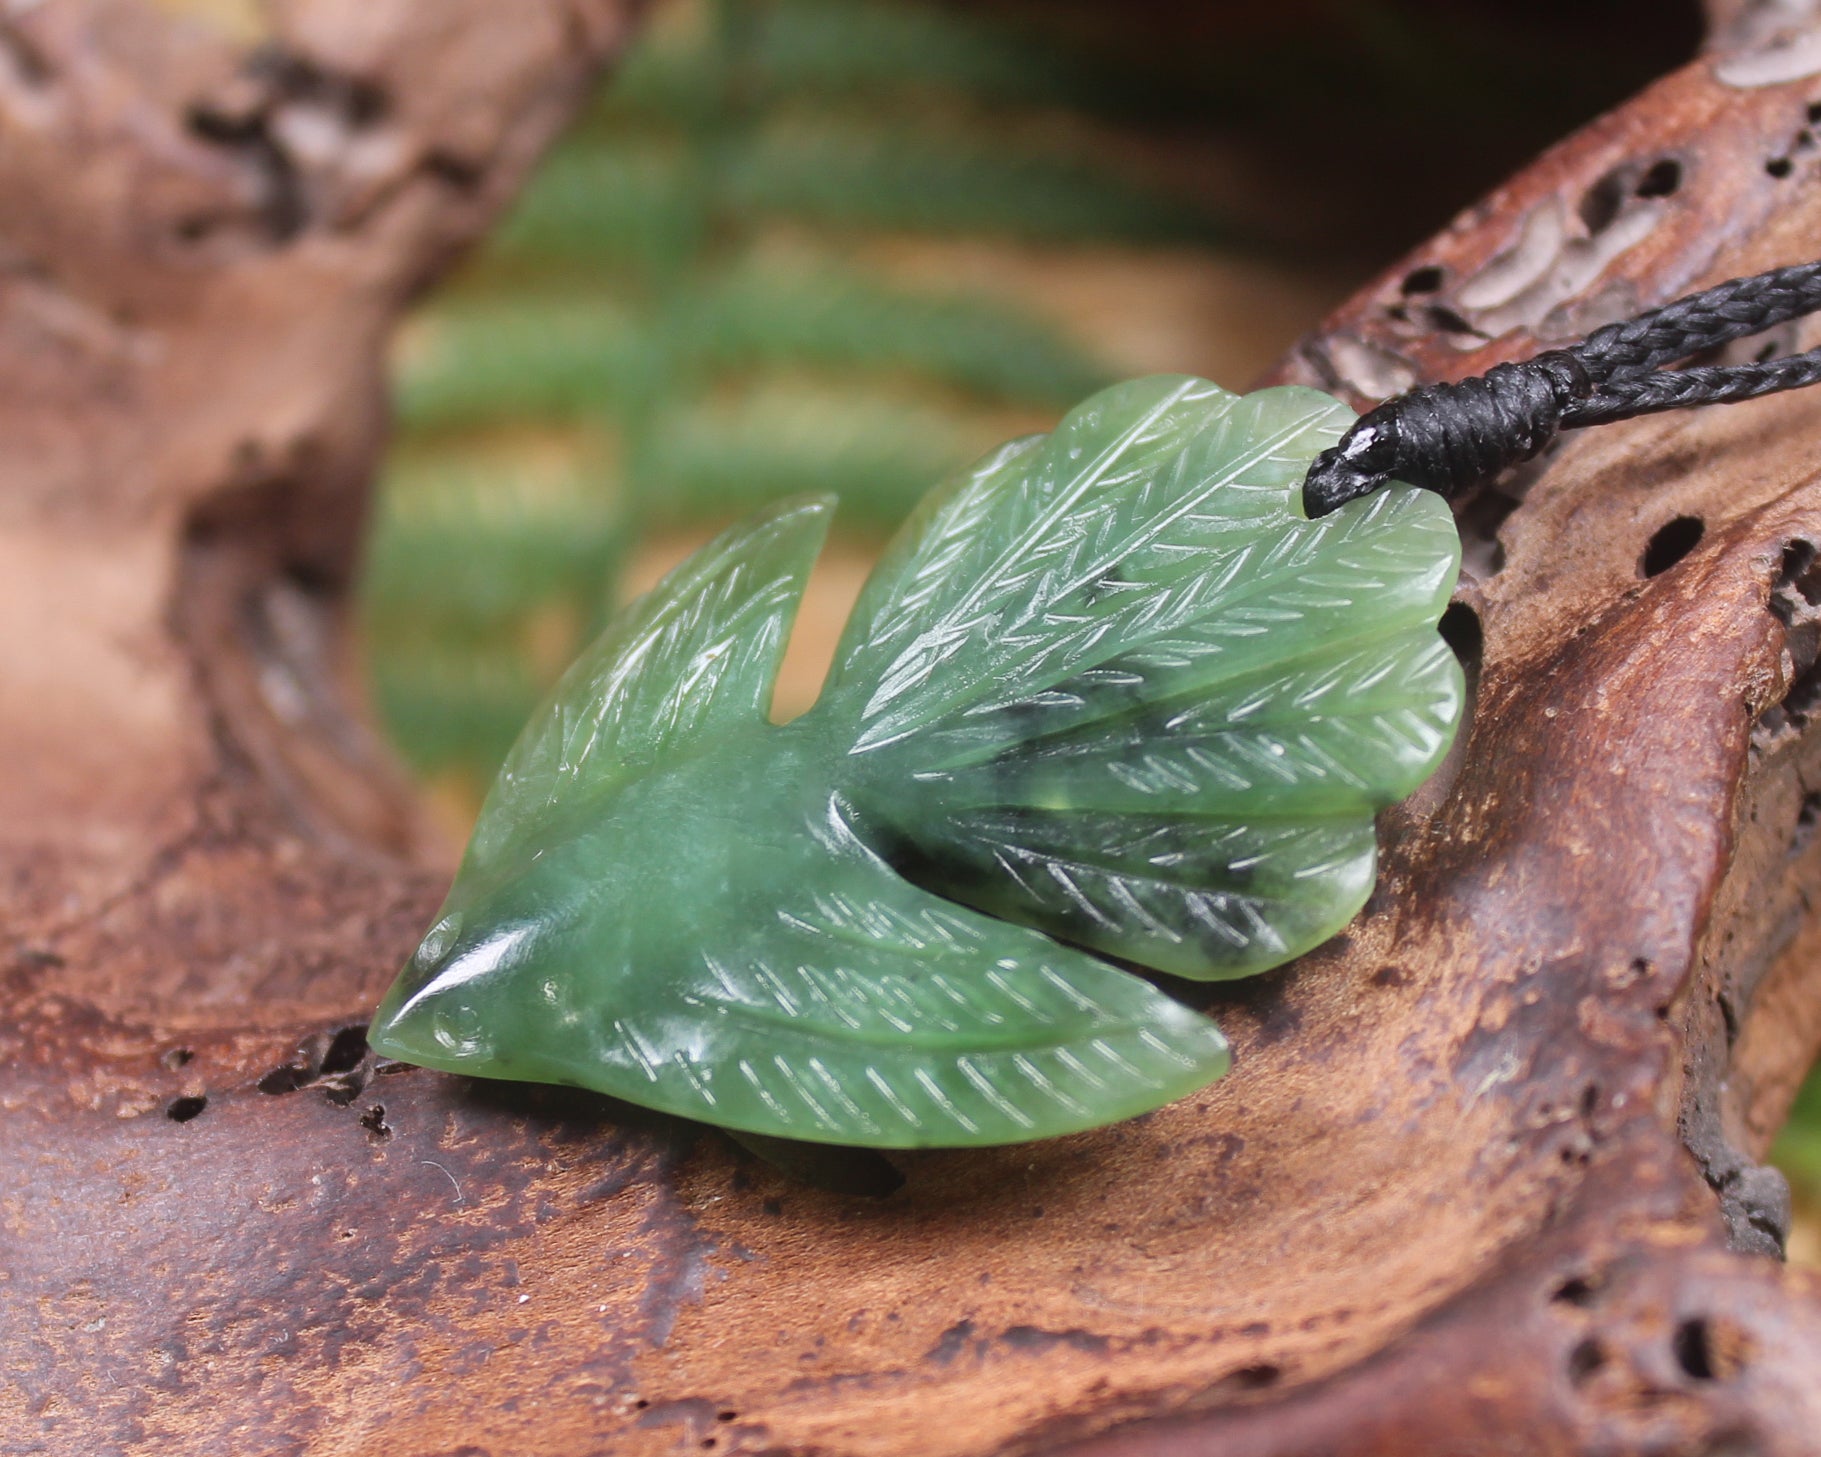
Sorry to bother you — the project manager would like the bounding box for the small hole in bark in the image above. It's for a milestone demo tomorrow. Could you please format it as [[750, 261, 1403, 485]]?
[[1674, 1318, 1718, 1380], [1634, 158, 1681, 198], [186, 101, 260, 145], [1798, 792, 1821, 848], [340, 78, 389, 128], [1678, 1315, 1752, 1380], [282, 557, 339, 597], [1641, 516, 1703, 577], [161, 1047, 194, 1071], [166, 1095, 207, 1123], [321, 1024, 369, 1075], [259, 1064, 311, 1095], [1567, 1337, 1606, 1385], [260, 1025, 371, 1097], [1767, 156, 1795, 179], [174, 215, 216, 244], [634, 1399, 650, 1410], [1786, 656, 1821, 722], [1426, 304, 1483, 337], [1223, 1363, 1280, 1391], [1776, 539, 1821, 612], [1401, 265, 1445, 295], [1456, 485, 1522, 578], [0, 27, 52, 85], [425, 151, 483, 190], [1552, 1272, 1601, 1306], [1370, 964, 1409, 988], [1438, 601, 1483, 673], [1578, 168, 1629, 234], [1808, 101, 1821, 124], [717, 1411, 737, 1423]]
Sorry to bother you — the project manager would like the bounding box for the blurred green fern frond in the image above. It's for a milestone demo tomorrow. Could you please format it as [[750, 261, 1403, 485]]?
[[681, 260, 1109, 403], [394, 302, 648, 432], [722, 116, 1227, 244], [398, 260, 1105, 437], [361, 0, 1213, 792], [634, 378, 1009, 530], [594, 0, 1088, 125], [363, 451, 622, 629], [494, 122, 1228, 267]]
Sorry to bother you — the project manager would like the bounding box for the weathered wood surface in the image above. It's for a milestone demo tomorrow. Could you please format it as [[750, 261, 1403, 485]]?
[[5, 4, 1821, 1455]]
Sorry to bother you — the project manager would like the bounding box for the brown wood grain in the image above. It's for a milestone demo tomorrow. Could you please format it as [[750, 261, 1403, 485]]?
[[4, 4, 1821, 1455]]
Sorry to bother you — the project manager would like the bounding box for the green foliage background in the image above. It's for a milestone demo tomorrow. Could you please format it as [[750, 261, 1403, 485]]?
[[358, 0, 1821, 1245], [362, 0, 1237, 786]]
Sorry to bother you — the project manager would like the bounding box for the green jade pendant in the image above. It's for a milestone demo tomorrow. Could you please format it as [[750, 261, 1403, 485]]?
[[370, 378, 1464, 1147]]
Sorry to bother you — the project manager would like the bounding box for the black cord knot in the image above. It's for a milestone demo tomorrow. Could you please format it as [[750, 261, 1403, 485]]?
[[1300, 258, 1821, 517], [1303, 351, 1589, 518]]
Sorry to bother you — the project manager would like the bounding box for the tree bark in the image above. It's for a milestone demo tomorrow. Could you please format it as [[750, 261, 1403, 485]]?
[[5, 5, 1821, 1457]]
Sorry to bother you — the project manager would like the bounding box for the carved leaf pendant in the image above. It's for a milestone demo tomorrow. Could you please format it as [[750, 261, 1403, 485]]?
[[369, 377, 1464, 1147]]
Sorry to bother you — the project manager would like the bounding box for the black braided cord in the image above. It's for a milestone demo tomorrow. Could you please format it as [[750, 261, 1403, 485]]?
[[1300, 259, 1821, 517]]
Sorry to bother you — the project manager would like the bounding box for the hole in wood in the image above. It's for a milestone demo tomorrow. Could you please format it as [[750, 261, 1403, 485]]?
[[1773, 539, 1821, 622], [1552, 1273, 1601, 1307], [1438, 601, 1483, 675], [1640, 516, 1703, 577], [258, 1024, 371, 1098], [1426, 304, 1483, 337], [1797, 792, 1821, 851], [1401, 265, 1445, 296], [1674, 1315, 1753, 1381], [1767, 156, 1794, 180], [1634, 158, 1681, 198], [1578, 167, 1629, 235], [1673, 1317, 1717, 1380], [1786, 652, 1821, 726], [166, 1095, 208, 1123], [1567, 1336, 1606, 1385], [1223, 1363, 1280, 1391], [320, 1024, 369, 1076], [258, 1064, 311, 1096]]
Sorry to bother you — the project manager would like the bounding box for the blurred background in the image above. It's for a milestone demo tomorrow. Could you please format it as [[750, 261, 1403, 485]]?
[[323, 0, 1817, 1257]]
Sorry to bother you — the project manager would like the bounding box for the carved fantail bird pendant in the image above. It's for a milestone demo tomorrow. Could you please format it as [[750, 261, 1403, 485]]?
[[369, 378, 1463, 1147]]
